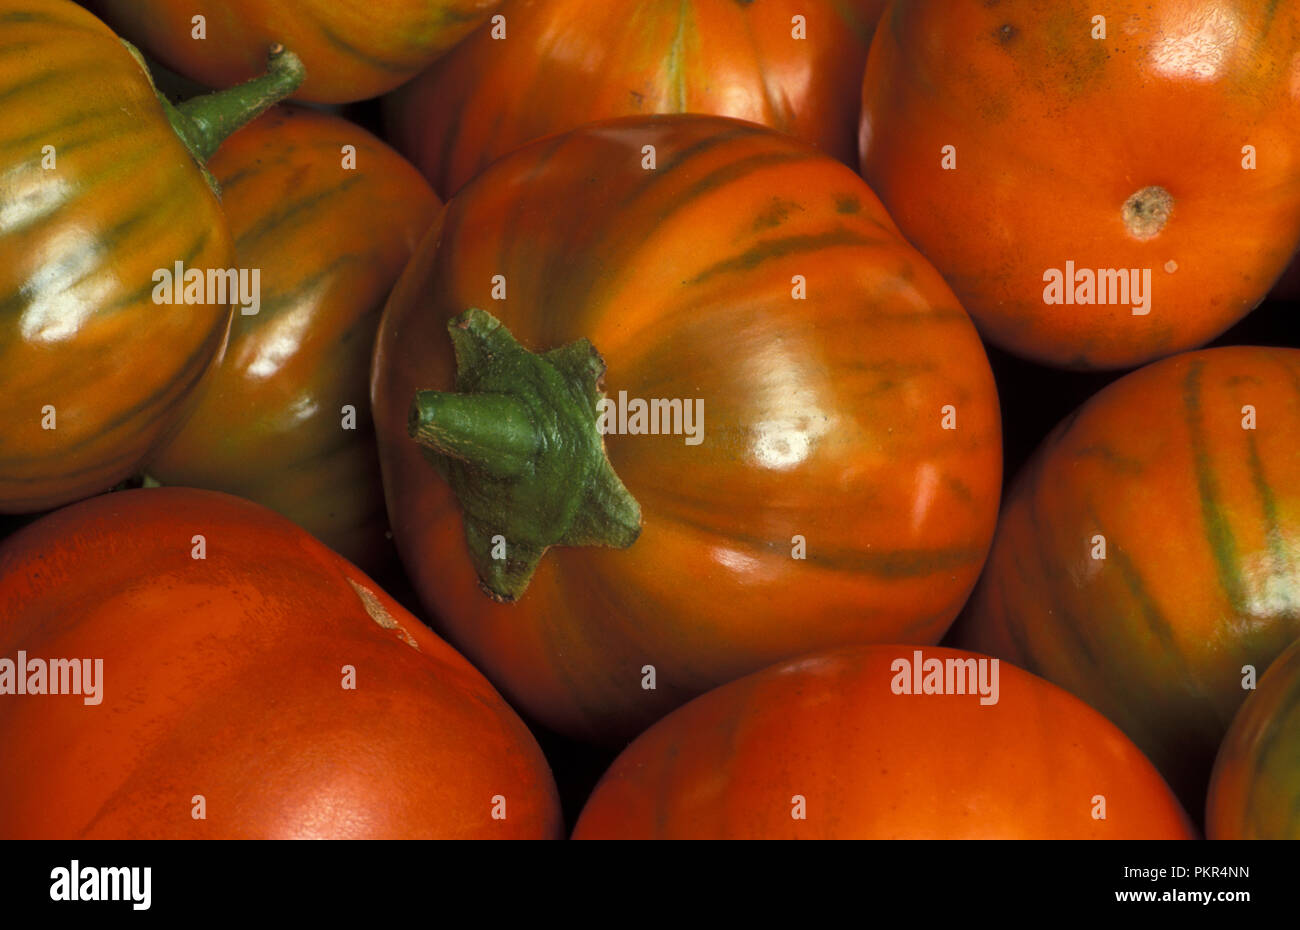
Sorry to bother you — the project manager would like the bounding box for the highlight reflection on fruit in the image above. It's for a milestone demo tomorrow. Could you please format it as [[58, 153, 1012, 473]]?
[[371, 114, 1002, 744], [0, 489, 562, 839], [1, 0, 1297, 845], [955, 346, 1300, 813], [573, 645, 1194, 839]]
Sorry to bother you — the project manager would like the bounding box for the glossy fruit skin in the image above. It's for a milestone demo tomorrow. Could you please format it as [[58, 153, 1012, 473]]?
[[372, 114, 1002, 744], [572, 645, 1194, 839], [954, 346, 1300, 811], [859, 0, 1300, 370], [0, 0, 234, 512], [88, 0, 502, 103], [387, 0, 888, 197], [146, 106, 439, 580], [0, 488, 562, 839], [1207, 636, 1300, 839]]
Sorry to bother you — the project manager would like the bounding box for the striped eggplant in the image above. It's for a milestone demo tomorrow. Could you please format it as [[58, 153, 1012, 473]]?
[[146, 106, 439, 581], [0, 0, 304, 512], [954, 346, 1300, 812], [89, 0, 503, 103], [1208, 636, 1300, 839], [371, 114, 1003, 744], [386, 0, 889, 197]]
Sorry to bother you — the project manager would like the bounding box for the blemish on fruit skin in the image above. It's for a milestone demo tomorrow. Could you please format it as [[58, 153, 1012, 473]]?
[[348, 578, 421, 651], [1122, 186, 1174, 240], [977, 92, 1011, 124], [996, 23, 1018, 44], [1165, 260, 1179, 273], [753, 197, 801, 231]]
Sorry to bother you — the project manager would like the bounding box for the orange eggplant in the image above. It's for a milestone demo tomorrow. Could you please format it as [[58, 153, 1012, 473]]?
[[146, 106, 439, 579], [0, 487, 562, 839], [859, 0, 1300, 369], [1207, 637, 1300, 839], [0, 0, 305, 512], [388, 0, 888, 197], [88, 0, 503, 103], [573, 645, 1194, 839], [955, 346, 1300, 811], [371, 115, 1002, 744]]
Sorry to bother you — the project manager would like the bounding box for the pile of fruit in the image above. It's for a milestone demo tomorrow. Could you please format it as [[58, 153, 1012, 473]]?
[[2, 0, 1297, 840]]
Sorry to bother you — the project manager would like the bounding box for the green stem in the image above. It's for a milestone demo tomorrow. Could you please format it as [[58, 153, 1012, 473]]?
[[409, 392, 539, 480], [174, 44, 305, 160], [122, 40, 306, 192], [408, 309, 641, 603]]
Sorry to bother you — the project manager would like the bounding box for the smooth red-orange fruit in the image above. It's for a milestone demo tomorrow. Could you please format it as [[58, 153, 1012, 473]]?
[[860, 0, 1300, 369], [573, 645, 1195, 839], [0, 488, 562, 839]]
